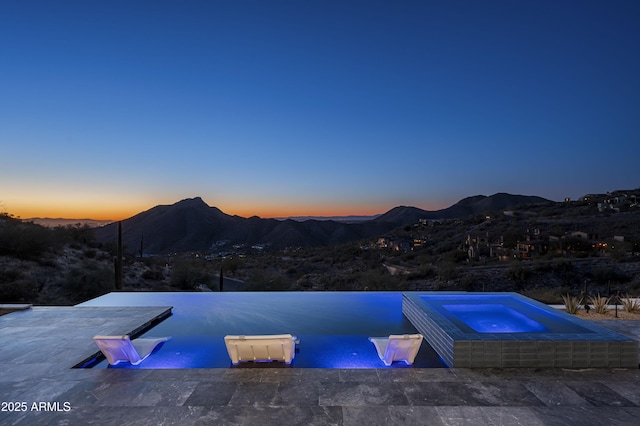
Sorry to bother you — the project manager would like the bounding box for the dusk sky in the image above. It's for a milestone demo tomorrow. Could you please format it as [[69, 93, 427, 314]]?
[[2, 0, 639, 220]]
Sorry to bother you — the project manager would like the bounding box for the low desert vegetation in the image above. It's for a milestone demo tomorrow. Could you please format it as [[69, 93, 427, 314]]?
[[589, 293, 611, 314], [619, 295, 640, 313], [562, 294, 583, 314]]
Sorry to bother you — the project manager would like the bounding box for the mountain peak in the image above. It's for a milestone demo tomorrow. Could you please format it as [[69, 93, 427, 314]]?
[[171, 197, 213, 211], [177, 196, 207, 205]]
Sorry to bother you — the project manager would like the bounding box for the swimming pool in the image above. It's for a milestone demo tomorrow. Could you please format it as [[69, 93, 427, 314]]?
[[77, 292, 446, 369], [403, 292, 638, 368]]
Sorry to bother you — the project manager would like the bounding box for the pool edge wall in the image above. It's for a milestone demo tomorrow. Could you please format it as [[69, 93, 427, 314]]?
[[402, 292, 639, 368]]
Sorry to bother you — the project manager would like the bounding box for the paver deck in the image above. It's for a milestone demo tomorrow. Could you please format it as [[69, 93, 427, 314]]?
[[0, 305, 639, 425]]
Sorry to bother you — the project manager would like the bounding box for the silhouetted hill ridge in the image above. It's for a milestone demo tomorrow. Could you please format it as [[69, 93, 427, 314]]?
[[447, 193, 544, 217], [373, 194, 551, 226], [92, 194, 552, 254]]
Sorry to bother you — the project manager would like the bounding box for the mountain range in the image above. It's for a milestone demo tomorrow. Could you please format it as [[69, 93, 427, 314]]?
[[92, 193, 551, 255]]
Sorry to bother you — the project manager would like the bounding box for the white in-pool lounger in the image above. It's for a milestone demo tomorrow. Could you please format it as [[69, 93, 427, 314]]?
[[93, 335, 170, 365], [368, 334, 423, 366], [224, 334, 298, 365]]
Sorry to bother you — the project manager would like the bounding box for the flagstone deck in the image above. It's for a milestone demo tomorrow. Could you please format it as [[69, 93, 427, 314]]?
[[1, 305, 639, 425]]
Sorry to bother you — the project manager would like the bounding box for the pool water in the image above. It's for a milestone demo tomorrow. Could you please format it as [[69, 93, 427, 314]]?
[[442, 304, 548, 333], [78, 292, 446, 369], [419, 294, 592, 334]]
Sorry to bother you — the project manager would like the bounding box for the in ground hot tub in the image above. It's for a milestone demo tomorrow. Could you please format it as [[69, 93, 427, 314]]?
[[402, 292, 638, 368]]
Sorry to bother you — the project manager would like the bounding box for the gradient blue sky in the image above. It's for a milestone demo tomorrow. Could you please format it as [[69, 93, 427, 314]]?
[[2, 0, 639, 219]]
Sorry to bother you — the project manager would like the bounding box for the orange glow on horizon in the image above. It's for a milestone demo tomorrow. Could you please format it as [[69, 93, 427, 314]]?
[[7, 198, 449, 221], [9, 205, 386, 221], [9, 205, 139, 222]]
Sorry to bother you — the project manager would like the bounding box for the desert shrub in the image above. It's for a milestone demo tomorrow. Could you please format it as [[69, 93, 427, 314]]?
[[285, 266, 299, 277], [0, 222, 53, 260], [53, 223, 95, 245], [246, 270, 291, 291], [562, 294, 583, 314], [142, 269, 165, 281], [0, 266, 23, 282], [358, 269, 404, 291], [589, 293, 611, 314], [434, 239, 453, 252], [170, 260, 213, 290], [221, 256, 242, 275], [550, 260, 580, 286], [0, 278, 38, 303], [504, 262, 531, 284], [619, 295, 640, 313], [459, 274, 478, 291], [63, 263, 113, 303], [443, 250, 469, 264], [409, 264, 436, 280], [550, 259, 574, 272], [590, 266, 630, 285], [294, 275, 313, 290], [437, 262, 458, 282], [532, 260, 552, 272], [401, 252, 415, 262]]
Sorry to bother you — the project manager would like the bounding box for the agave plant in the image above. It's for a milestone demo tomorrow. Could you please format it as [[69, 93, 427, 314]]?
[[562, 294, 583, 314], [589, 293, 611, 314], [619, 295, 640, 313]]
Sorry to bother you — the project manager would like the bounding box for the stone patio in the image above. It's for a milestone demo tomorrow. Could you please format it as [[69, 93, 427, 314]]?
[[1, 305, 639, 425]]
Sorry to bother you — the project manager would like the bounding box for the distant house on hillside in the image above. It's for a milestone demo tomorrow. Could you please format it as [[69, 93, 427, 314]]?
[[582, 193, 607, 204], [377, 237, 389, 248], [375, 236, 413, 252], [597, 193, 633, 212], [516, 237, 548, 258], [465, 233, 504, 261], [412, 237, 427, 249]]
